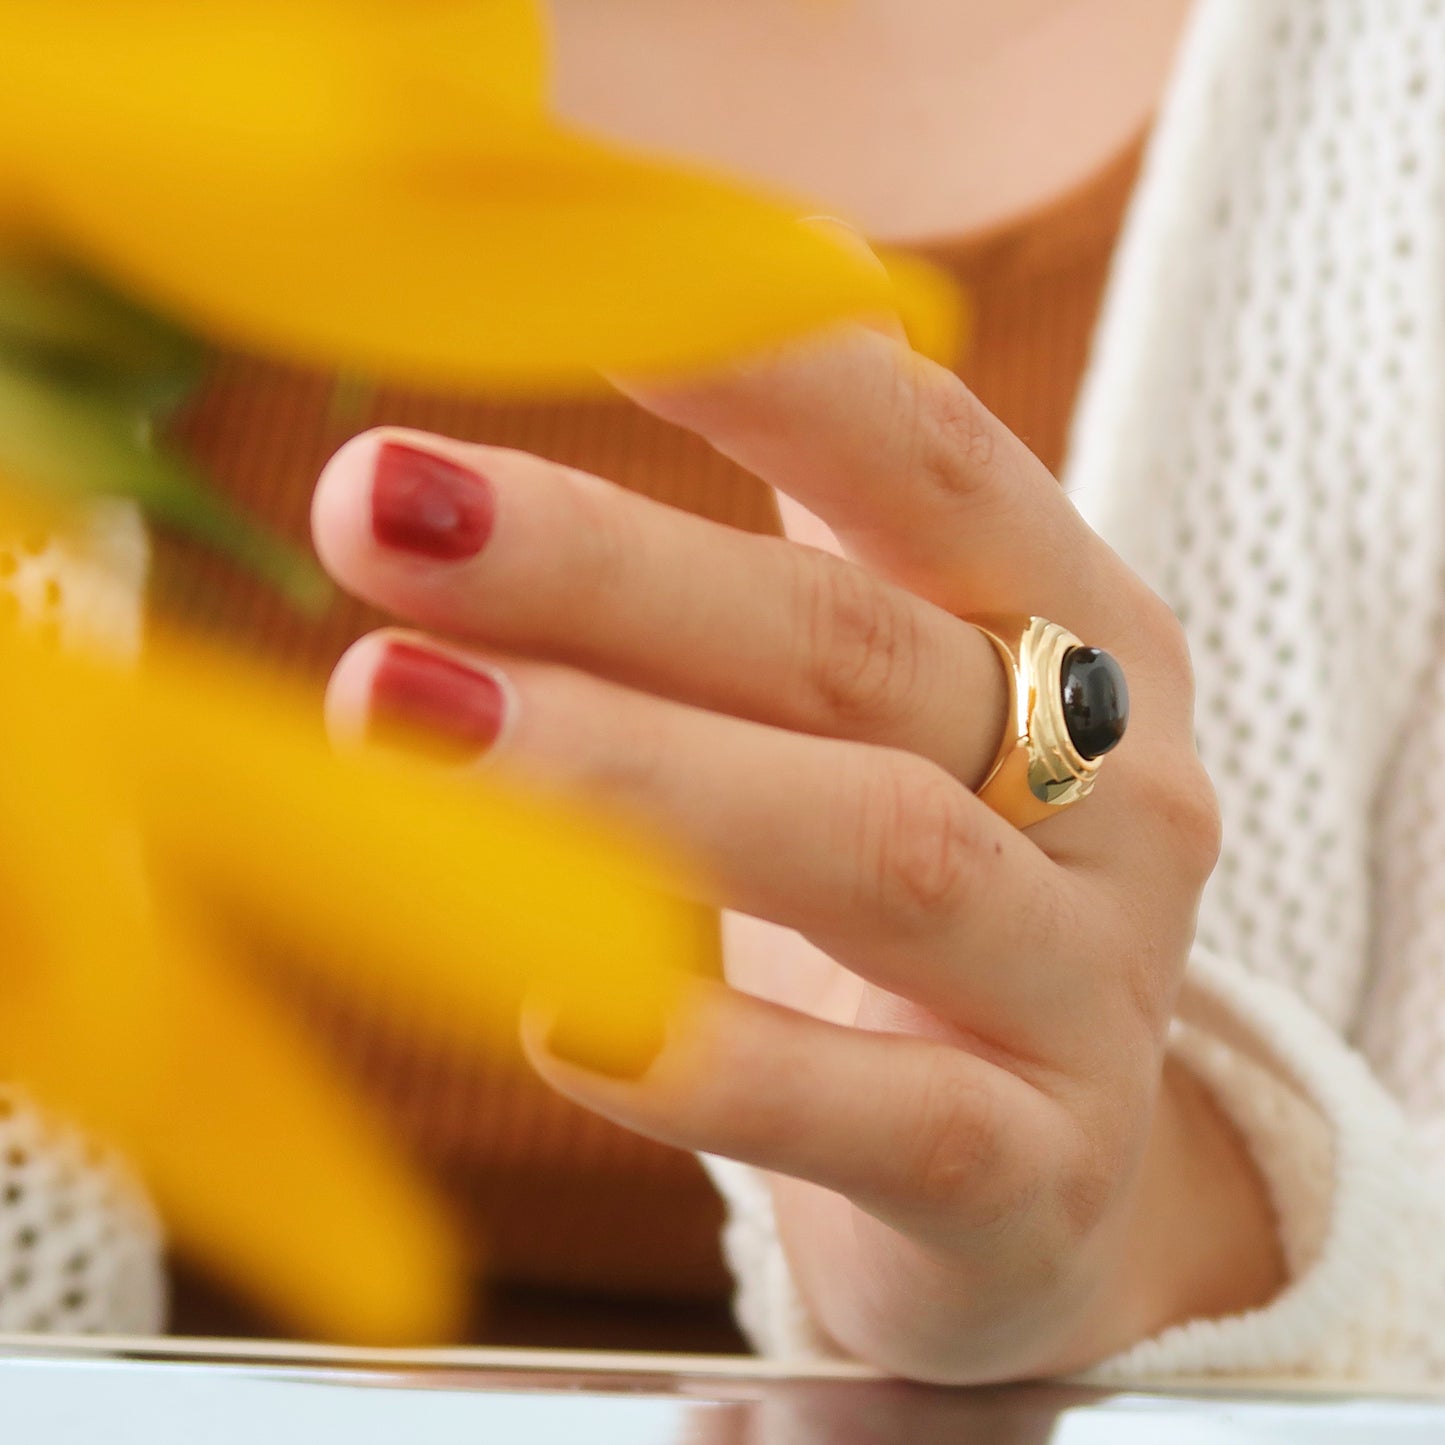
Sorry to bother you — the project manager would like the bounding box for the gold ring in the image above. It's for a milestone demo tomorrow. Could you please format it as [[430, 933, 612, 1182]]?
[[970, 615, 1129, 829]]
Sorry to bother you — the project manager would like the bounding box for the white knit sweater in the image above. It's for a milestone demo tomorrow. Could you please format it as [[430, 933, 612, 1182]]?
[[7, 0, 1445, 1376], [705, 0, 1445, 1383]]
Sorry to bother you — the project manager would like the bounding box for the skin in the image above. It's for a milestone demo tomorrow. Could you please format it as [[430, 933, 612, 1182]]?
[[310, 0, 1286, 1382], [549, 0, 1197, 240]]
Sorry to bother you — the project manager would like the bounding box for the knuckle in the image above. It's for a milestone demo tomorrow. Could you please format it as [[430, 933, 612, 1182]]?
[[1098, 769, 1218, 1028], [531, 673, 664, 798], [905, 1067, 1003, 1214], [1118, 752, 1221, 892], [1108, 589, 1222, 886], [1117, 581, 1199, 710], [799, 556, 921, 733], [857, 759, 982, 926], [907, 365, 1002, 500], [1102, 772, 1219, 1032], [1054, 1130, 1127, 1240], [1140, 591, 1197, 685], [922, 376, 998, 481], [1157, 763, 1224, 884], [589, 712, 667, 800]]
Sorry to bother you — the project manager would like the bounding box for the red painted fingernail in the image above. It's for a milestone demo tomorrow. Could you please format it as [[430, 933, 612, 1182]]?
[[371, 441, 495, 560], [368, 642, 507, 763]]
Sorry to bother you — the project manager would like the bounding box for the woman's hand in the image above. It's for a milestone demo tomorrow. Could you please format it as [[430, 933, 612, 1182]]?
[[310, 319, 1284, 1382]]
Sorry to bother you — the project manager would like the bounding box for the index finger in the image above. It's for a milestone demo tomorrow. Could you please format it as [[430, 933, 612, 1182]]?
[[619, 323, 1129, 636]]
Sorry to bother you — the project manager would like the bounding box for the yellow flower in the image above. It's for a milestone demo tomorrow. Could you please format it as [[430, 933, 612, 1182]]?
[[0, 621, 700, 1342], [0, 0, 959, 390], [0, 0, 964, 1342]]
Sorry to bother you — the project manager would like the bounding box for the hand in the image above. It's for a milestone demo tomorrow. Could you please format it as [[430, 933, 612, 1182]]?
[[310, 318, 1283, 1381]]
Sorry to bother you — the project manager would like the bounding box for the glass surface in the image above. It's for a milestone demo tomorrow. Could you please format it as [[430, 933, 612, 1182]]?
[[7, 1347, 1445, 1444]]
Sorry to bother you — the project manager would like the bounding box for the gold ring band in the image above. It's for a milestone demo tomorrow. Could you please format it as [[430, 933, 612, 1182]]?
[[970, 615, 1127, 830]]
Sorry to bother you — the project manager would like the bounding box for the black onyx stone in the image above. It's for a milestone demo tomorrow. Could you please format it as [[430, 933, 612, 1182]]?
[[1060, 646, 1129, 760]]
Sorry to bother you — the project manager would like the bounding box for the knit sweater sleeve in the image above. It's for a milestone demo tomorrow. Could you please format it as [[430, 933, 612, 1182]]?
[[1088, 951, 1443, 1382]]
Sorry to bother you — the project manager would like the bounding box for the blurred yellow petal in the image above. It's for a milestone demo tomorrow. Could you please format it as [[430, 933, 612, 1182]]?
[[0, 0, 959, 389], [135, 635, 696, 1074], [14, 620, 698, 1087], [885, 251, 972, 376], [0, 635, 461, 1341], [25, 124, 958, 390], [0, 625, 164, 1109], [0, 0, 548, 200], [139, 905, 468, 1345], [0, 620, 703, 1339]]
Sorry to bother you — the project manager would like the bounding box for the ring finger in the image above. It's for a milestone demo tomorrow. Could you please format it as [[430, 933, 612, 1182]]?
[[326, 629, 1099, 1055]]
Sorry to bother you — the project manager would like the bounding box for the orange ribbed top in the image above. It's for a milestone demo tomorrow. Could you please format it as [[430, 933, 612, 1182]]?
[[155, 138, 1143, 1318]]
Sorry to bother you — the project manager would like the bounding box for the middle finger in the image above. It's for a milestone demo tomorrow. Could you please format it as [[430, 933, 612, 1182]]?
[[326, 630, 1099, 1051]]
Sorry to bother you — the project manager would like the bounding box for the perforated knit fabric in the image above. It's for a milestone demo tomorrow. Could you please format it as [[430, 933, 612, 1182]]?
[[1071, 0, 1445, 1377], [710, 0, 1445, 1380], [0, 501, 165, 1334], [0, 1089, 164, 1334]]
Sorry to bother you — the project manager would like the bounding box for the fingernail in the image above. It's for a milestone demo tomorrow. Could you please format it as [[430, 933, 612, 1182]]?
[[800, 213, 872, 250], [372, 441, 495, 560], [544, 1012, 667, 1082], [799, 216, 907, 344], [368, 641, 508, 763]]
